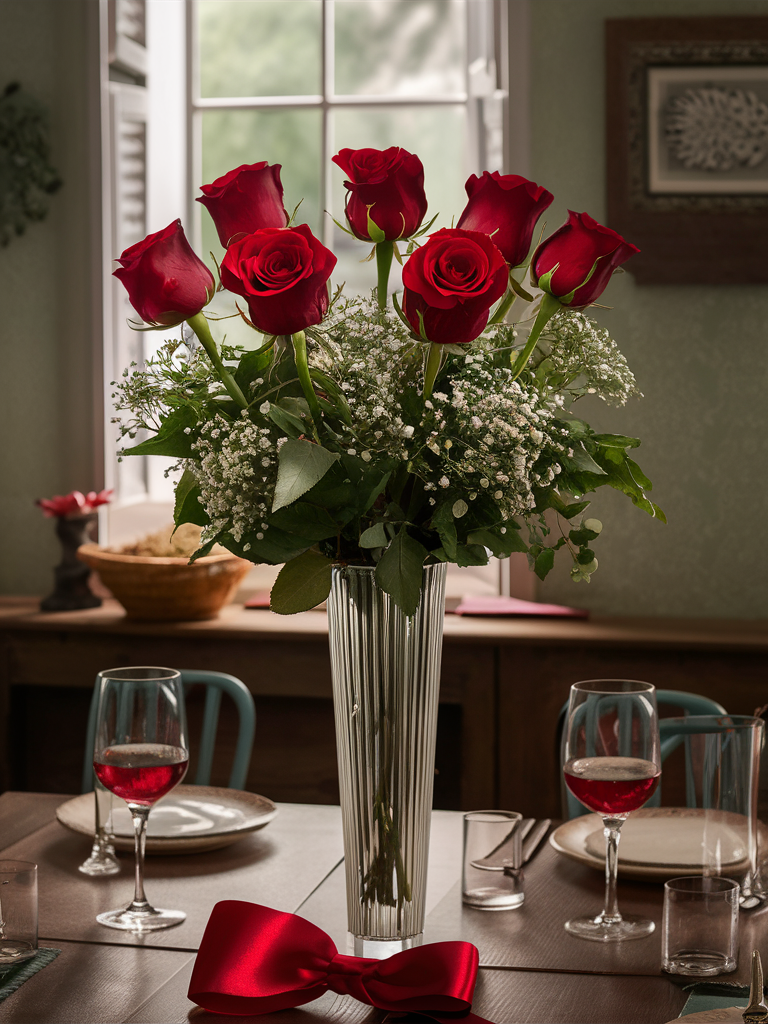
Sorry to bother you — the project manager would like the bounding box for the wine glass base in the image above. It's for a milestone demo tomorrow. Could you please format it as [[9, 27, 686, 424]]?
[[97, 906, 186, 932], [565, 914, 655, 943]]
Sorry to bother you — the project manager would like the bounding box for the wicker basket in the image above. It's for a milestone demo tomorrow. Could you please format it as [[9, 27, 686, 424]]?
[[77, 543, 252, 621]]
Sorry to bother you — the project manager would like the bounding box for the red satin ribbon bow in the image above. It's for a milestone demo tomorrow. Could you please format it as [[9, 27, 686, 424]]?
[[188, 901, 494, 1021]]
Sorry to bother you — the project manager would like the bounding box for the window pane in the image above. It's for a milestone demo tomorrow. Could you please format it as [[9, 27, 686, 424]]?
[[334, 0, 465, 97], [197, 0, 322, 98], [330, 105, 467, 294], [199, 109, 322, 348]]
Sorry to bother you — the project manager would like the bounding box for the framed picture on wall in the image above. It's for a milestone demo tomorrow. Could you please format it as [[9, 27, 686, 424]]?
[[606, 17, 768, 284]]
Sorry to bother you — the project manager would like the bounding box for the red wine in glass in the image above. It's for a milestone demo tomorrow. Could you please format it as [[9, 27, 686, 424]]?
[[92, 667, 189, 933], [94, 744, 188, 806], [561, 679, 661, 943], [564, 756, 660, 817]]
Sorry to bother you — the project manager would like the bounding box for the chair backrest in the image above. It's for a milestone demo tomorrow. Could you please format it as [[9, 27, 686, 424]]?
[[560, 688, 727, 819], [82, 669, 256, 793]]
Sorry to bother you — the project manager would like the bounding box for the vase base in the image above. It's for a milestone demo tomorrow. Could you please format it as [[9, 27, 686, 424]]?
[[350, 933, 423, 959]]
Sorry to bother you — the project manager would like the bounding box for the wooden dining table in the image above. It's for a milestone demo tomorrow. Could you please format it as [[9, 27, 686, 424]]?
[[0, 790, 764, 1023]]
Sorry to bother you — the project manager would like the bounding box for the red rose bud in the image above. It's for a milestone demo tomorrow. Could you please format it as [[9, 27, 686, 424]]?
[[113, 220, 215, 327], [332, 146, 427, 241], [532, 211, 639, 308], [196, 162, 289, 248], [220, 224, 336, 336], [401, 228, 508, 345], [456, 171, 553, 267]]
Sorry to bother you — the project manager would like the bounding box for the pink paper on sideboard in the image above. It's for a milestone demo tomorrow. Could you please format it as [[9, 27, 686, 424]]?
[[451, 595, 589, 618]]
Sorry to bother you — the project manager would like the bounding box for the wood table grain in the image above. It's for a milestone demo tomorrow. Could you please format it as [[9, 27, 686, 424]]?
[[0, 792, 715, 1023]]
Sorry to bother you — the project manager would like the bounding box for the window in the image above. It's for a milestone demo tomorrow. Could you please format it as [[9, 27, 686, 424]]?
[[100, 0, 526, 596]]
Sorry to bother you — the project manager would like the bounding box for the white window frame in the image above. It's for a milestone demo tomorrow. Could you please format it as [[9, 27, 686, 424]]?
[[99, 0, 535, 596]]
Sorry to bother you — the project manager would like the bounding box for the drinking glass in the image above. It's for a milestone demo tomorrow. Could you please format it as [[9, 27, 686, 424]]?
[[562, 678, 661, 942], [78, 780, 120, 876], [92, 667, 189, 931]]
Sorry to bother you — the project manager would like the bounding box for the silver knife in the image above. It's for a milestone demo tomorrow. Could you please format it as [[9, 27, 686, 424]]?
[[522, 819, 551, 865]]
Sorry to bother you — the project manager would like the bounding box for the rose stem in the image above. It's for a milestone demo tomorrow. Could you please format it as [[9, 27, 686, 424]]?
[[291, 331, 322, 442], [376, 240, 394, 310], [509, 292, 562, 382], [423, 341, 443, 402], [488, 288, 516, 326], [186, 311, 248, 408]]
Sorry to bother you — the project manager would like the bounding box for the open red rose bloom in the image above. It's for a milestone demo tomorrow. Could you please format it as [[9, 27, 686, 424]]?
[[402, 228, 509, 345], [112, 147, 638, 373]]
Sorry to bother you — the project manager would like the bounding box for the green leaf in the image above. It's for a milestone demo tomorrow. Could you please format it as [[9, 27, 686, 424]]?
[[467, 528, 527, 558], [272, 439, 339, 513], [234, 346, 273, 394], [268, 400, 306, 438], [561, 500, 591, 520], [569, 525, 600, 545], [360, 523, 389, 548], [455, 543, 489, 567], [577, 547, 596, 565], [225, 525, 311, 565], [173, 467, 208, 528], [270, 501, 350, 541], [626, 457, 653, 491], [270, 550, 334, 615], [591, 433, 641, 449], [375, 527, 428, 616], [124, 406, 197, 458], [534, 547, 555, 580], [563, 442, 607, 476], [430, 503, 457, 560]]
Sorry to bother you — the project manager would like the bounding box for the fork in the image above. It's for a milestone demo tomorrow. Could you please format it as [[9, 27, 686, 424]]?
[[743, 950, 768, 1022]]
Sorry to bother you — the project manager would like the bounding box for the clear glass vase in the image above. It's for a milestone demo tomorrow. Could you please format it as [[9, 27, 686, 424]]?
[[327, 562, 447, 958]]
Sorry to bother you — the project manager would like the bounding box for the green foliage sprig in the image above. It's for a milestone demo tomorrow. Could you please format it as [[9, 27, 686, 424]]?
[[0, 83, 62, 246]]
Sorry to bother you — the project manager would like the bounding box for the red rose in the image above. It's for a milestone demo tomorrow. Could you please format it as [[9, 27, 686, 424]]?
[[332, 146, 427, 241], [196, 162, 288, 248], [36, 489, 112, 518], [401, 228, 508, 345], [220, 224, 336, 336], [456, 171, 553, 267], [113, 220, 215, 327], [532, 211, 639, 307]]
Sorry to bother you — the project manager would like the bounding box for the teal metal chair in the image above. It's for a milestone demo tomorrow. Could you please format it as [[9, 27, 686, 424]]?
[[560, 689, 727, 819], [82, 669, 256, 793]]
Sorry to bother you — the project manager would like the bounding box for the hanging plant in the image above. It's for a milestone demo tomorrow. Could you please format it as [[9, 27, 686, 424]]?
[[0, 82, 62, 246]]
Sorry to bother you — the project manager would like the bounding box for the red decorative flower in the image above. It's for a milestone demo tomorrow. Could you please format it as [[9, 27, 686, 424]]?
[[220, 225, 337, 336], [332, 147, 427, 241], [113, 221, 215, 327], [401, 228, 508, 345], [36, 489, 113, 518], [532, 211, 639, 308], [196, 162, 289, 248], [456, 171, 553, 267]]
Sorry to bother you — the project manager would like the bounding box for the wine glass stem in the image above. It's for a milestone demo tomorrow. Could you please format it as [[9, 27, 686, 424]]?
[[602, 818, 624, 924], [129, 807, 150, 911]]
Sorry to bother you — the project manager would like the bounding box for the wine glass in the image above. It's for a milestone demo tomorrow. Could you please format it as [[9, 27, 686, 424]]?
[[92, 667, 189, 931], [562, 679, 661, 942]]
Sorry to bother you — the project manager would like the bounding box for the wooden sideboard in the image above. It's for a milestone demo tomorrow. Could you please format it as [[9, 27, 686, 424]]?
[[1, 597, 766, 816]]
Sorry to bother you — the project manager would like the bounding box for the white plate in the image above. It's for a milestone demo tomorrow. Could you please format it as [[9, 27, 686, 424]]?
[[550, 807, 751, 880], [56, 785, 278, 855]]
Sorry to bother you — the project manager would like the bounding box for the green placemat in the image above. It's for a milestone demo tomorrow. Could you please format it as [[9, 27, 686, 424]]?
[[679, 983, 750, 1017], [0, 948, 60, 1003]]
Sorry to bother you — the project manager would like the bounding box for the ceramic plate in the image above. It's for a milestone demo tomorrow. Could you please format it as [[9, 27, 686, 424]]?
[[56, 785, 277, 855], [550, 807, 751, 880]]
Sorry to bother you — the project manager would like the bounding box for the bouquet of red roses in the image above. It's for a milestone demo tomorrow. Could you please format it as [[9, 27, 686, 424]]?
[[113, 147, 662, 614]]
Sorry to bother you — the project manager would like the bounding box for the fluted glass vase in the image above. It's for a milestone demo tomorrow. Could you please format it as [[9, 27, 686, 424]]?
[[327, 562, 447, 959]]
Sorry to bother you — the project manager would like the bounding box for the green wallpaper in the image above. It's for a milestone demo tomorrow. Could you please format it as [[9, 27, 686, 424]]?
[[531, 0, 768, 618], [0, 0, 97, 596]]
